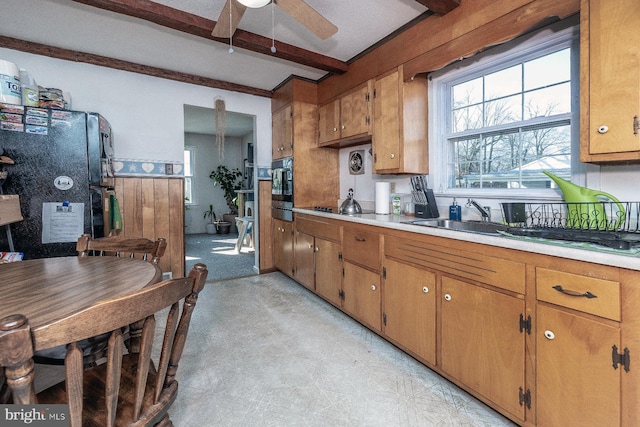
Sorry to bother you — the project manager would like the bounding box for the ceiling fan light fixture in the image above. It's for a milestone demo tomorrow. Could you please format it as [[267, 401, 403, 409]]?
[[237, 0, 271, 8]]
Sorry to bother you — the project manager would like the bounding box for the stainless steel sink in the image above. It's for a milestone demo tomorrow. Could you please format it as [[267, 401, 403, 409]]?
[[405, 219, 509, 235]]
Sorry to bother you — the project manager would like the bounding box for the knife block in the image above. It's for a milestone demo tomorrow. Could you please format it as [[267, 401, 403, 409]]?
[[414, 189, 440, 218]]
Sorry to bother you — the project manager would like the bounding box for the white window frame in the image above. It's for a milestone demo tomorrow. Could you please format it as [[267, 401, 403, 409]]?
[[184, 146, 195, 205], [428, 17, 588, 201]]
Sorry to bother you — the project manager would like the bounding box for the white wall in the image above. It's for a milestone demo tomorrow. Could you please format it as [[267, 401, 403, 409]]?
[[0, 48, 272, 169], [184, 133, 245, 234]]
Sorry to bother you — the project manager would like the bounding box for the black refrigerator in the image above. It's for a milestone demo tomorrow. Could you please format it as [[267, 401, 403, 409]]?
[[0, 105, 114, 259]]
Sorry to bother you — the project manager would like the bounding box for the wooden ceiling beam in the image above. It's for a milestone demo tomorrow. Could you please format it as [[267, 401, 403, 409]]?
[[71, 0, 348, 74], [0, 35, 273, 98], [414, 0, 460, 15]]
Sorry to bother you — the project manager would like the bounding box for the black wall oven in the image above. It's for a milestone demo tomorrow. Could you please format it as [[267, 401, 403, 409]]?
[[271, 157, 293, 221]]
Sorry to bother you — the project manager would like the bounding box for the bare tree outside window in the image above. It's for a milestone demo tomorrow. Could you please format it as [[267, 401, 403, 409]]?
[[446, 48, 572, 189]]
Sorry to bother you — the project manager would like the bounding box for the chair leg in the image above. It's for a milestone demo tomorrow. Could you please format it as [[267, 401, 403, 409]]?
[[154, 413, 173, 427]]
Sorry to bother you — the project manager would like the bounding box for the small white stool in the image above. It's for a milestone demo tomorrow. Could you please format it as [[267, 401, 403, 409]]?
[[235, 216, 254, 253]]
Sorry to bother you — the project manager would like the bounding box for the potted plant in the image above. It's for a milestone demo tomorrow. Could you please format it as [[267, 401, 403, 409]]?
[[209, 165, 243, 226], [203, 204, 218, 234], [203, 204, 232, 234]]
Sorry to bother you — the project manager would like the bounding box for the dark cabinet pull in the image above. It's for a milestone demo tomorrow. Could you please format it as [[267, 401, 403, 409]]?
[[552, 285, 597, 299], [354, 236, 366, 242]]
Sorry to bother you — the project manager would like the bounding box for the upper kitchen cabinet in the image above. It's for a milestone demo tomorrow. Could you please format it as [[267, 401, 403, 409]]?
[[372, 66, 428, 174], [272, 77, 339, 208], [318, 80, 373, 146], [580, 0, 640, 162], [272, 104, 293, 159]]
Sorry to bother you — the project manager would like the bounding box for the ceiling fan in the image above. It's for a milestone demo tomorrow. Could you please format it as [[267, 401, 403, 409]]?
[[211, 0, 338, 40]]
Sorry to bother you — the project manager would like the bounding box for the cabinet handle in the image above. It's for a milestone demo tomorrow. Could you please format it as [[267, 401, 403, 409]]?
[[597, 125, 609, 134], [371, 285, 376, 291], [354, 236, 366, 242], [308, 244, 313, 249], [634, 116, 639, 135], [552, 285, 597, 299], [389, 153, 395, 159], [422, 286, 429, 294], [544, 330, 555, 340], [444, 293, 452, 301], [333, 127, 337, 132], [341, 125, 346, 130]]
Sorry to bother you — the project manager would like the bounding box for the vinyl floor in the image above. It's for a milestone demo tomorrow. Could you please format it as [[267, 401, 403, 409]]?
[[168, 272, 518, 426]]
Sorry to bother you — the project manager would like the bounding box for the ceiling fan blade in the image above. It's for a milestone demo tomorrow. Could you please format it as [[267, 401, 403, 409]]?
[[275, 0, 338, 40], [211, 0, 247, 38]]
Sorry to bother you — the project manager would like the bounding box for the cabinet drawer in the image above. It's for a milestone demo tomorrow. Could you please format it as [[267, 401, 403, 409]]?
[[295, 215, 341, 242], [343, 226, 380, 270], [536, 268, 620, 321]]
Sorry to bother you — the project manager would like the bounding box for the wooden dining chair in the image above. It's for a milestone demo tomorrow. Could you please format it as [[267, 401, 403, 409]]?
[[32, 234, 168, 367], [76, 233, 167, 264], [0, 263, 208, 427]]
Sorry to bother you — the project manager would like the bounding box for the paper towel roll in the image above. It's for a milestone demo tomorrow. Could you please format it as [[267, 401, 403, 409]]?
[[375, 182, 391, 214]]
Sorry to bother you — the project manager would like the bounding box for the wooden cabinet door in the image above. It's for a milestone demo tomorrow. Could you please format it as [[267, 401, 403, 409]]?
[[343, 262, 381, 332], [536, 304, 620, 426], [273, 219, 294, 277], [383, 259, 436, 365], [294, 230, 315, 290], [441, 276, 525, 421], [373, 66, 428, 174], [272, 104, 292, 159], [315, 238, 342, 307], [373, 69, 401, 171], [318, 99, 340, 145], [340, 83, 371, 139], [583, 0, 640, 158]]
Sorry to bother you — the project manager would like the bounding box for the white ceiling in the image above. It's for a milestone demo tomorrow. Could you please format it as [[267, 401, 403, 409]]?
[[2, 0, 431, 135]]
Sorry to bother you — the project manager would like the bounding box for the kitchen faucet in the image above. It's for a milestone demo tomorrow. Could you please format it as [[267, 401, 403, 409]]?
[[467, 199, 492, 222]]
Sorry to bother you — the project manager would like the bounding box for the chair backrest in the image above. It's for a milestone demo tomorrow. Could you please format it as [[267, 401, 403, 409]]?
[[0, 263, 208, 426], [76, 233, 167, 264]]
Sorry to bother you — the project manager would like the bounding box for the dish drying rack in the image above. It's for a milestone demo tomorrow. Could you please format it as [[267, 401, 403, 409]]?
[[502, 201, 640, 250]]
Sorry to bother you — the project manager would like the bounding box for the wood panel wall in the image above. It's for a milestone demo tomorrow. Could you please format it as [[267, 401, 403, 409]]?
[[317, 0, 580, 103], [106, 177, 185, 278], [258, 180, 275, 273]]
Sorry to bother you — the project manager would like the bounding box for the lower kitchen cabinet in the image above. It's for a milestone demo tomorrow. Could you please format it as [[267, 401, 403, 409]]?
[[294, 230, 315, 290], [283, 216, 640, 426], [440, 276, 526, 422], [342, 261, 381, 333], [273, 218, 294, 278], [314, 238, 342, 306], [383, 258, 436, 366], [536, 304, 621, 426], [535, 266, 623, 425]]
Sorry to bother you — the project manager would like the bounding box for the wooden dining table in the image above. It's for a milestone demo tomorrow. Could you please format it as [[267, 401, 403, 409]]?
[[0, 256, 162, 351]]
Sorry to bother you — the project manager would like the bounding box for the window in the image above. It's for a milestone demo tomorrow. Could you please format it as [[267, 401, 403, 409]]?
[[184, 147, 195, 204], [430, 19, 580, 196]]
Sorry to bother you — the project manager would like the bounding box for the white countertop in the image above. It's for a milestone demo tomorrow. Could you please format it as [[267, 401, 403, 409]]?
[[294, 208, 640, 272]]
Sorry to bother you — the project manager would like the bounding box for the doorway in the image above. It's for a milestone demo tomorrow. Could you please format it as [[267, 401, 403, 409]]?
[[183, 104, 258, 281]]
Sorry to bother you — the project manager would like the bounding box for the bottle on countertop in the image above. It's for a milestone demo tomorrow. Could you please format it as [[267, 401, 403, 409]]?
[[449, 198, 461, 221]]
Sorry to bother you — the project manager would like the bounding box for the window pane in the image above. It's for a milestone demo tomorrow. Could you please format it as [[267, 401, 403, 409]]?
[[185, 177, 193, 203], [453, 105, 483, 132], [524, 82, 571, 119], [183, 150, 192, 176], [447, 123, 571, 189], [485, 65, 521, 100], [453, 77, 483, 107], [524, 49, 570, 91], [485, 94, 522, 126]]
